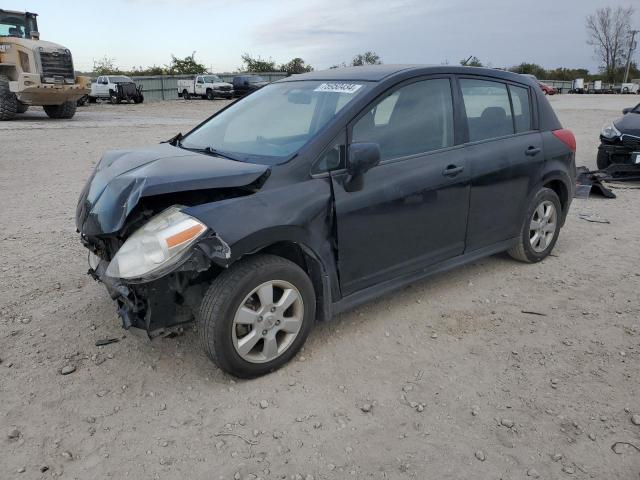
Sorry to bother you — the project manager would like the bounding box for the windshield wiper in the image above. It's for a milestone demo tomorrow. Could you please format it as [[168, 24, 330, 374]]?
[[178, 143, 240, 162]]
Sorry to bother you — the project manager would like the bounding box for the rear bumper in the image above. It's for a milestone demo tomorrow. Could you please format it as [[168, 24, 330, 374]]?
[[11, 73, 91, 105]]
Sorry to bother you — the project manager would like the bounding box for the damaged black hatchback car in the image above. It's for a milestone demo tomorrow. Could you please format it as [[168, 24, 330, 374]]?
[[77, 65, 576, 377]]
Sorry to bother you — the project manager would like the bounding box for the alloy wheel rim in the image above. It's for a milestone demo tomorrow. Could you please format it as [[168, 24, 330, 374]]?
[[232, 280, 304, 363], [529, 200, 557, 253]]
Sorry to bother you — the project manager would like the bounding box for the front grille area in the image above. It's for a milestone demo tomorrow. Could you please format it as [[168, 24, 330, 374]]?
[[39, 51, 74, 80], [621, 134, 640, 150], [218, 85, 232, 91]]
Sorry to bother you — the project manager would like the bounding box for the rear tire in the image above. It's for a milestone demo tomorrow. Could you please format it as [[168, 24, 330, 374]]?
[[182, 89, 190, 100], [43, 101, 77, 119], [596, 149, 611, 170], [0, 74, 18, 120], [199, 255, 315, 378], [508, 188, 562, 263], [134, 94, 144, 104]]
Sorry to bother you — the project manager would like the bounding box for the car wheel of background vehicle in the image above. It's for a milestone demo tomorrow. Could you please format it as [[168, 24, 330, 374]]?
[[43, 101, 77, 119], [199, 254, 316, 378], [16, 101, 29, 113], [508, 188, 562, 263], [0, 74, 18, 120], [110, 95, 119, 104], [206, 89, 214, 100], [88, 96, 97, 103], [134, 94, 144, 104], [596, 150, 611, 170], [182, 89, 190, 100]]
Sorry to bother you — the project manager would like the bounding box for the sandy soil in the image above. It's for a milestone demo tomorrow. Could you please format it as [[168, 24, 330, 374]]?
[[1, 95, 639, 479]]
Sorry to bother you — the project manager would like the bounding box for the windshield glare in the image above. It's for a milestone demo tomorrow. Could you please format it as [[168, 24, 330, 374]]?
[[110, 76, 132, 83], [181, 80, 370, 164]]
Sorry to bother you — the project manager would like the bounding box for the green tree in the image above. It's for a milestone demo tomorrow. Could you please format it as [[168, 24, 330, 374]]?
[[167, 52, 206, 75], [509, 62, 547, 78], [460, 56, 483, 67], [128, 65, 167, 76], [92, 56, 123, 76], [279, 57, 313, 74], [352, 51, 382, 66], [240, 54, 277, 72]]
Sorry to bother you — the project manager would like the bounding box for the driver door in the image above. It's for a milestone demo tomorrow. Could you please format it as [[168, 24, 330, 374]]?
[[195, 76, 204, 95], [330, 77, 470, 296]]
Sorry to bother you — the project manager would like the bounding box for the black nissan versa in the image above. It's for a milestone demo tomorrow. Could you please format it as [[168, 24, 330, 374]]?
[[598, 102, 640, 169], [76, 65, 576, 377]]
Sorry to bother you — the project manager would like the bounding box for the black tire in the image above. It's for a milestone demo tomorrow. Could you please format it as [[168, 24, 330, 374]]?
[[16, 101, 28, 113], [110, 95, 119, 105], [508, 188, 562, 263], [182, 89, 190, 100], [206, 89, 214, 100], [88, 96, 97, 104], [596, 149, 611, 170], [0, 74, 18, 120], [199, 255, 316, 378], [133, 94, 144, 104], [43, 101, 77, 119]]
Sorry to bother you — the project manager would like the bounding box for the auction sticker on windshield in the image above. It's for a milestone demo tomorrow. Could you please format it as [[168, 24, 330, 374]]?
[[314, 83, 363, 94]]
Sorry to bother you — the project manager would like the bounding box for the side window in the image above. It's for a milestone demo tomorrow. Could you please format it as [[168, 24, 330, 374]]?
[[460, 79, 514, 142], [509, 85, 532, 133], [312, 133, 345, 175], [352, 78, 454, 161], [197, 77, 203, 84]]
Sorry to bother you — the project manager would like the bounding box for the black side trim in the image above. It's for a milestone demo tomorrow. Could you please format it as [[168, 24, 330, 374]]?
[[332, 237, 518, 316]]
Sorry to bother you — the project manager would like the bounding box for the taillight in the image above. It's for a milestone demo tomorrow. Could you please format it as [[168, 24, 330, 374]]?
[[552, 129, 576, 153]]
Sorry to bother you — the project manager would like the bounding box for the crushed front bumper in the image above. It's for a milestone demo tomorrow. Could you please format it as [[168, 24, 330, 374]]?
[[84, 234, 231, 335]]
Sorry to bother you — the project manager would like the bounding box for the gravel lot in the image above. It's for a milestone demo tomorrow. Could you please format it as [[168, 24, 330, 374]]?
[[1, 95, 639, 479]]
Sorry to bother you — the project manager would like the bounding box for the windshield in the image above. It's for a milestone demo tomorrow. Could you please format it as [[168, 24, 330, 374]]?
[[204, 75, 223, 83], [181, 80, 371, 164], [109, 76, 132, 83], [0, 12, 36, 38]]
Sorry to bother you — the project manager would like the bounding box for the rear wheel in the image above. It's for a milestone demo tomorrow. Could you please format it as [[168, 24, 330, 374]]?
[[182, 89, 190, 100], [0, 74, 18, 120], [133, 93, 144, 104], [199, 255, 315, 378], [43, 101, 77, 119], [508, 188, 562, 263]]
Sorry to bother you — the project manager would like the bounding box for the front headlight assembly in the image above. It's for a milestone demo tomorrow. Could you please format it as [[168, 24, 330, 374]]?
[[601, 122, 621, 139], [105, 206, 207, 281]]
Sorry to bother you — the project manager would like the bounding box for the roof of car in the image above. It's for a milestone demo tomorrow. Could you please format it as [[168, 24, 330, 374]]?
[[278, 64, 532, 84]]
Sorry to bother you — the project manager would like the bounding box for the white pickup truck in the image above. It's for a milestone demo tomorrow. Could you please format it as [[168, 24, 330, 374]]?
[[177, 75, 234, 100]]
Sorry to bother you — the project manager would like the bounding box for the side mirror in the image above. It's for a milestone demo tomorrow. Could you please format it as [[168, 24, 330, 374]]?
[[30, 31, 40, 40], [623, 107, 632, 115], [345, 143, 381, 192]]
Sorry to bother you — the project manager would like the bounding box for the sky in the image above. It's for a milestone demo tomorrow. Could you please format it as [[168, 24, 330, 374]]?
[[3, 0, 637, 73]]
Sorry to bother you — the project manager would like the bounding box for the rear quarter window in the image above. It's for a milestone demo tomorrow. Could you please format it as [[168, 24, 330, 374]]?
[[509, 85, 532, 133]]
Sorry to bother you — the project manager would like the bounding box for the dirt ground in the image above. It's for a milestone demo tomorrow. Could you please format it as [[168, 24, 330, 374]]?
[[1, 95, 639, 480]]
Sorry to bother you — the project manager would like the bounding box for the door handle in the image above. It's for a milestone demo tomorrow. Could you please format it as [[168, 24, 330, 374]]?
[[525, 146, 541, 156], [442, 165, 464, 177]]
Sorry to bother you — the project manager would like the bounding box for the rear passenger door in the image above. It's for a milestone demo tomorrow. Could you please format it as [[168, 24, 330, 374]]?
[[331, 77, 470, 296], [459, 78, 543, 251]]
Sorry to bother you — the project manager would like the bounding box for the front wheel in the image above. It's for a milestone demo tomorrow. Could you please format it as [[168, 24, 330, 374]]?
[[43, 101, 77, 119], [206, 89, 214, 100], [199, 255, 315, 378], [133, 93, 144, 104], [508, 188, 562, 263]]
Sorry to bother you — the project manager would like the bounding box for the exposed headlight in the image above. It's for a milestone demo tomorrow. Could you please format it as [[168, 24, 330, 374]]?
[[601, 122, 621, 139], [105, 206, 207, 280]]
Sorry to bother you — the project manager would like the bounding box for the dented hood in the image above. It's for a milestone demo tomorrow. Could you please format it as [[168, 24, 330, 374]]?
[[76, 144, 269, 236]]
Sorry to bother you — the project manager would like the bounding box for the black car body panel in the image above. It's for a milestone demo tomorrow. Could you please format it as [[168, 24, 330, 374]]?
[[77, 65, 575, 334]]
